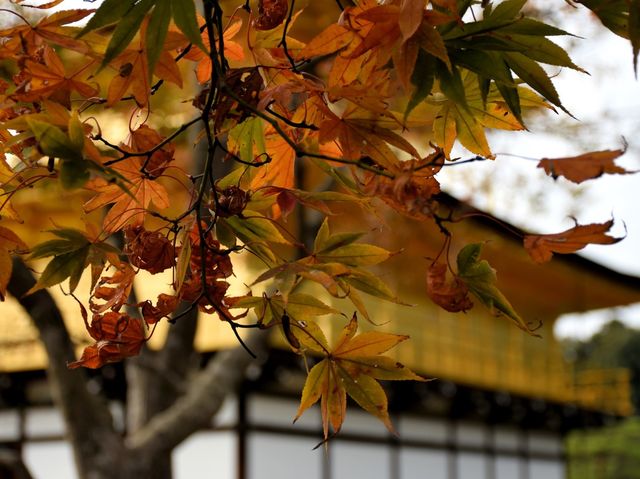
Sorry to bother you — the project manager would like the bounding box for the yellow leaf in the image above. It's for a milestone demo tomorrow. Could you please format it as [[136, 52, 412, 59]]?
[[334, 330, 408, 357], [339, 370, 394, 433], [433, 104, 456, 157], [295, 359, 328, 422], [299, 24, 354, 58], [294, 314, 422, 439], [453, 105, 492, 157]]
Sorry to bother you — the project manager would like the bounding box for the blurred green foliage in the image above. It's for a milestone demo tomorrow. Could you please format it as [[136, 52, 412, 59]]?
[[565, 320, 640, 478], [567, 417, 640, 479], [564, 320, 640, 414]]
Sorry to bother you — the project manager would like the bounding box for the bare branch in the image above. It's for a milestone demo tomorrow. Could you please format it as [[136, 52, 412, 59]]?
[[126, 329, 269, 456]]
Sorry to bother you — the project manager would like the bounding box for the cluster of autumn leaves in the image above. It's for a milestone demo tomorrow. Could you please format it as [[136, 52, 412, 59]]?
[[0, 0, 637, 439]]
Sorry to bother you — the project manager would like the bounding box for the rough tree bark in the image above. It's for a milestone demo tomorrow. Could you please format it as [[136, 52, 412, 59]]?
[[8, 257, 269, 479]]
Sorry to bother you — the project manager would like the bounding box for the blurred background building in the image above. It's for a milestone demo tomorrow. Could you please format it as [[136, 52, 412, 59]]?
[[2, 203, 639, 479]]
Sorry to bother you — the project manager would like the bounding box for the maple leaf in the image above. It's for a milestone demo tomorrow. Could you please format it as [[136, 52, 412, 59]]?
[[0, 225, 28, 301], [0, 9, 93, 56], [248, 124, 296, 192], [297, 23, 355, 59], [434, 70, 527, 158], [317, 103, 414, 170], [179, 222, 234, 316], [249, 219, 399, 321], [537, 148, 635, 184], [227, 291, 338, 328], [360, 148, 443, 220], [68, 311, 146, 369], [295, 314, 424, 439], [15, 45, 98, 108], [426, 262, 473, 313], [137, 293, 180, 324], [524, 220, 624, 264], [105, 20, 183, 107], [27, 227, 120, 295], [184, 19, 244, 84], [327, 68, 394, 116], [83, 126, 173, 233], [456, 243, 537, 336]]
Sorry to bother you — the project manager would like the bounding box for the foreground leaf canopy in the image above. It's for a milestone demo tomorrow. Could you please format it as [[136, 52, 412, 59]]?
[[0, 0, 637, 435]]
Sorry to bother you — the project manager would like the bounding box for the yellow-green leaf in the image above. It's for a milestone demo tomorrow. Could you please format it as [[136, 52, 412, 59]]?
[[225, 210, 289, 244], [453, 105, 491, 157], [457, 243, 536, 335], [295, 359, 328, 422], [334, 331, 408, 357], [316, 243, 392, 267], [26, 119, 81, 161], [27, 247, 89, 295], [433, 103, 457, 157], [171, 0, 207, 53], [343, 355, 425, 381], [338, 370, 394, 433]]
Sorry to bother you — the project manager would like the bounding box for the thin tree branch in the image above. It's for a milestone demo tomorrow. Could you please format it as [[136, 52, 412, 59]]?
[[125, 329, 269, 456]]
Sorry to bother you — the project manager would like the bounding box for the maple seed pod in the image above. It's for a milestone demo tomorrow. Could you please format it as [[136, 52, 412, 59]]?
[[216, 186, 250, 218], [253, 0, 289, 31]]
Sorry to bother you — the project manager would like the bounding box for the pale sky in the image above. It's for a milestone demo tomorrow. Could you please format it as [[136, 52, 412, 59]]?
[[438, 4, 640, 339]]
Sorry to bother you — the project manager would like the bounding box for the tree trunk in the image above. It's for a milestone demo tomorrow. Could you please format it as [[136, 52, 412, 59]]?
[[8, 258, 124, 478], [125, 303, 199, 479], [8, 257, 269, 479], [0, 448, 34, 479]]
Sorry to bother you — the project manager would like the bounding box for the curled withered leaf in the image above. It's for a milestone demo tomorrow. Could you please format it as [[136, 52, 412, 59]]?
[[179, 222, 234, 316], [90, 264, 135, 314], [524, 219, 624, 264], [537, 148, 635, 184], [124, 224, 176, 274], [362, 147, 443, 219], [68, 312, 146, 369], [426, 262, 473, 313], [215, 185, 250, 218], [253, 0, 289, 31], [138, 293, 180, 324]]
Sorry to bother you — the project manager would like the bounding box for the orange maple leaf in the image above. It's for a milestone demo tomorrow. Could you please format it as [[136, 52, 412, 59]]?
[[295, 314, 424, 439], [184, 19, 244, 84], [524, 220, 624, 263], [317, 103, 416, 170], [106, 22, 183, 107], [84, 126, 172, 232], [537, 148, 635, 184], [16, 45, 98, 108], [249, 124, 296, 191], [0, 9, 93, 57]]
